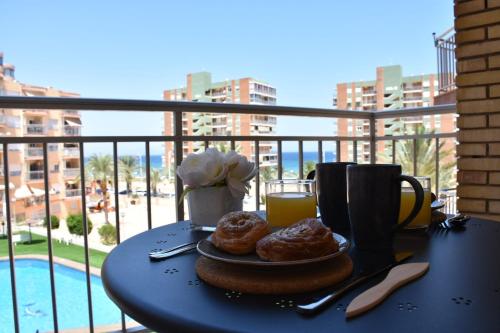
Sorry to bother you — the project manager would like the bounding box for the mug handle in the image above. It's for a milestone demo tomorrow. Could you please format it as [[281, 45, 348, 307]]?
[[394, 175, 424, 231], [305, 170, 320, 218]]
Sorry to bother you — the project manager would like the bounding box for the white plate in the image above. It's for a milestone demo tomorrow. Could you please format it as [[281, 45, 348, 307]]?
[[196, 233, 350, 267]]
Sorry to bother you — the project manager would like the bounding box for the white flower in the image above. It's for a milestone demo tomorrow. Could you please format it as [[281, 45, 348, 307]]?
[[224, 151, 258, 199], [177, 148, 227, 188]]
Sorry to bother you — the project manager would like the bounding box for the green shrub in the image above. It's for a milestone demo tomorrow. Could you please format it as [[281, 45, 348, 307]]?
[[67, 214, 93, 236], [43, 215, 60, 229], [98, 224, 117, 245]]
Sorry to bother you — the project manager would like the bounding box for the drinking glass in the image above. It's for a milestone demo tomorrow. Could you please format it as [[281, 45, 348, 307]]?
[[265, 179, 316, 227], [398, 176, 432, 228]]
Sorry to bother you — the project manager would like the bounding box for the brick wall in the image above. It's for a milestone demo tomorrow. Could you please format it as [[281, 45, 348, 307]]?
[[455, 0, 500, 222]]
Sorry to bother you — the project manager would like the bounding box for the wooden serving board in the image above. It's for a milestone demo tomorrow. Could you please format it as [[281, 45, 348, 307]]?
[[195, 254, 353, 295]]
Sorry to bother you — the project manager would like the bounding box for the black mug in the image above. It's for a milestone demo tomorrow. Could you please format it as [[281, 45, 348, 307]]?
[[347, 164, 424, 251], [307, 162, 356, 237]]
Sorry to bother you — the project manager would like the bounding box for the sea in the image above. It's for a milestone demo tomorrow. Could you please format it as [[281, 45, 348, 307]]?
[[86, 151, 336, 175], [136, 151, 336, 173]]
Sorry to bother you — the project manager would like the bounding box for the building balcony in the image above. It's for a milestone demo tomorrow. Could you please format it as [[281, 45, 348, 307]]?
[[65, 188, 81, 198], [64, 125, 81, 136], [64, 110, 80, 116], [250, 117, 277, 126], [63, 168, 80, 178], [26, 124, 45, 135], [25, 147, 44, 158], [403, 87, 423, 93], [63, 147, 80, 157], [27, 170, 44, 181]]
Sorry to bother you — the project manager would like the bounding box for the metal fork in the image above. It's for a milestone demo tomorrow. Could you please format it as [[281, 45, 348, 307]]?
[[435, 214, 470, 231], [149, 242, 198, 261]]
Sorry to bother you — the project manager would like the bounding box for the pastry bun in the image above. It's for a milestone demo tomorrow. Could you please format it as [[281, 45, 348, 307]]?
[[256, 218, 338, 262], [211, 211, 270, 255]]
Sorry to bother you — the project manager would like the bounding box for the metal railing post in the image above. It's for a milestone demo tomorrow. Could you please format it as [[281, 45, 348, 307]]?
[[298, 140, 304, 179], [336, 141, 341, 162], [318, 141, 323, 163], [78, 142, 95, 333], [369, 113, 376, 164], [435, 137, 440, 195], [42, 142, 59, 333], [3, 144, 20, 333], [145, 141, 152, 230], [255, 140, 260, 210], [112, 141, 127, 332], [277, 140, 283, 179], [353, 140, 358, 163], [173, 111, 184, 221], [392, 139, 396, 164], [413, 138, 417, 176]]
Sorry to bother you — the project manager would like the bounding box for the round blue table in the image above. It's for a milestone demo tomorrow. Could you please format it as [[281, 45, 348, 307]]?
[[102, 218, 500, 333]]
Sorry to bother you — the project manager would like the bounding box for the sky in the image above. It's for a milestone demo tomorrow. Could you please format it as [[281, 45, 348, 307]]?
[[0, 1, 454, 154]]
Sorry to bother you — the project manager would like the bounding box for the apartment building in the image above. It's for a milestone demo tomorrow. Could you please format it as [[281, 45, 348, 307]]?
[[0, 52, 82, 224], [163, 72, 277, 171], [334, 65, 455, 163]]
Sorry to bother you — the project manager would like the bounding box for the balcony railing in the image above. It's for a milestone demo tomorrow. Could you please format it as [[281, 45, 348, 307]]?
[[64, 109, 80, 115], [27, 170, 44, 180], [0, 96, 457, 333], [64, 125, 81, 136], [65, 188, 81, 197], [251, 117, 277, 126], [26, 124, 45, 135], [63, 167, 80, 178], [63, 147, 80, 156], [434, 27, 456, 93], [26, 147, 44, 157]]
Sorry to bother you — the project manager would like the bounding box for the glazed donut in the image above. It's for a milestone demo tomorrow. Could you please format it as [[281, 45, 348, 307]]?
[[256, 218, 338, 262], [211, 211, 271, 255]]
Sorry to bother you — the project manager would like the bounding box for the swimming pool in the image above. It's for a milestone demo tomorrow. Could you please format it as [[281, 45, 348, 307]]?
[[0, 259, 129, 332]]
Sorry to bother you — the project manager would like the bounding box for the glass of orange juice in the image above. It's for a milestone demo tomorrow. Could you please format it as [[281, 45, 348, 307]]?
[[398, 176, 432, 228], [265, 179, 316, 227]]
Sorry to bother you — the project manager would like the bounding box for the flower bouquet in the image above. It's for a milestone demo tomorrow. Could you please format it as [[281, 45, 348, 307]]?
[[177, 148, 258, 226]]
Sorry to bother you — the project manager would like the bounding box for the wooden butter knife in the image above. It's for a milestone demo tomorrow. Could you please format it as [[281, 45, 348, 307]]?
[[296, 251, 413, 315], [345, 262, 429, 319]]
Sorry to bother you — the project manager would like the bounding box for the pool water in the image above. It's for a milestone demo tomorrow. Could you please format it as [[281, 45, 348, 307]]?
[[0, 259, 128, 333]]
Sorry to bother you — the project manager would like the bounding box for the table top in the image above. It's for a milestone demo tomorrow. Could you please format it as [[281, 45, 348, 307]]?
[[102, 218, 500, 333]]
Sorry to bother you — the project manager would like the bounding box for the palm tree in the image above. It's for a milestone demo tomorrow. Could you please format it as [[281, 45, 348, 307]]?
[[119, 156, 138, 194], [87, 154, 113, 224], [214, 142, 242, 153], [151, 168, 162, 196], [303, 160, 316, 178], [381, 125, 456, 190], [260, 166, 277, 182]]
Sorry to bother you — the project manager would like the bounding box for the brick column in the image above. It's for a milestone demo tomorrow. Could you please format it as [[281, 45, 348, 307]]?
[[455, 0, 500, 221]]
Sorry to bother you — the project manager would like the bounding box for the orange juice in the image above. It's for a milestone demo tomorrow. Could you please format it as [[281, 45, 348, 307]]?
[[266, 192, 317, 227], [398, 189, 432, 227]]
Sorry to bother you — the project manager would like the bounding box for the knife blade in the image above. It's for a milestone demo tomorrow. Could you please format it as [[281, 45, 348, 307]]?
[[192, 226, 216, 232], [295, 251, 413, 315], [345, 262, 429, 318]]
